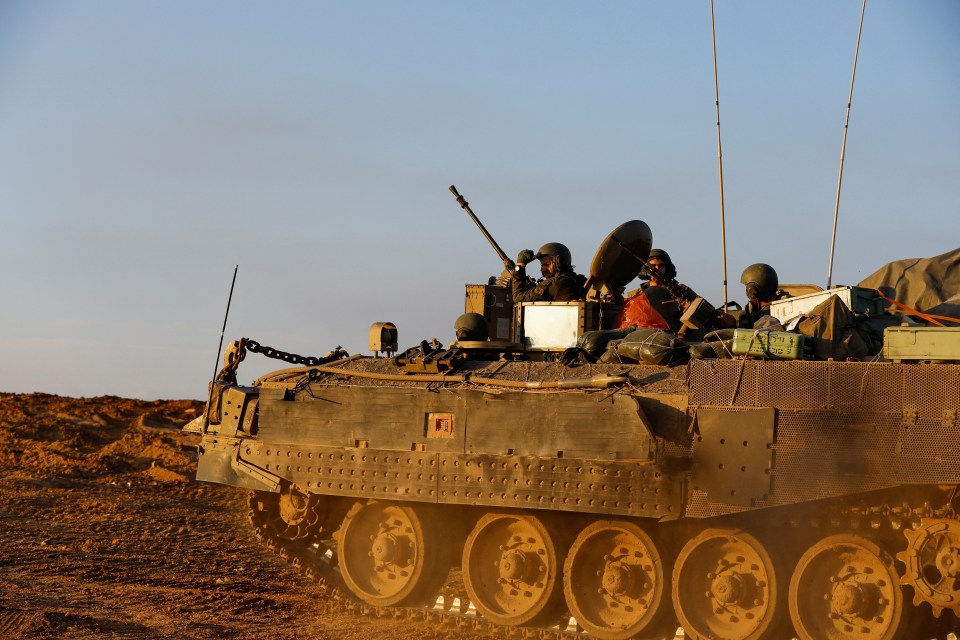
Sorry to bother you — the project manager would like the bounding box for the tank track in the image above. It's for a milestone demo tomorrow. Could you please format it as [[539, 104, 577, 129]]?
[[247, 491, 960, 640], [246, 492, 681, 640]]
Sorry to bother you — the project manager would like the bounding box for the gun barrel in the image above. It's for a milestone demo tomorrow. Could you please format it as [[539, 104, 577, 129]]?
[[612, 234, 700, 304], [450, 185, 510, 264]]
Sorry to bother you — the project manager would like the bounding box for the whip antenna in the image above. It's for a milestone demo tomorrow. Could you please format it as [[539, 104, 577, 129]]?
[[202, 264, 239, 435], [827, 0, 868, 289], [709, 0, 729, 307]]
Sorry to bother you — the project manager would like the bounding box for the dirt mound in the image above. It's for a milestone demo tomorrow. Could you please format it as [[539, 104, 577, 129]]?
[[0, 392, 483, 640], [0, 393, 202, 481]]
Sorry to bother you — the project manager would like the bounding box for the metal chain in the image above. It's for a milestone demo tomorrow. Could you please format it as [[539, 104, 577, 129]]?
[[244, 338, 348, 367]]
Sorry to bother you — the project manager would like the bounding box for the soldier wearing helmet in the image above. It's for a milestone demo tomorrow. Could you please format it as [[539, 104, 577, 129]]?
[[453, 312, 490, 342], [510, 242, 585, 302], [739, 263, 787, 328], [643, 248, 677, 289], [616, 248, 687, 333]]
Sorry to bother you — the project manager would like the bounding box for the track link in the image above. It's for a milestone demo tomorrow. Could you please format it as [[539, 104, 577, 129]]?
[[247, 490, 960, 640], [246, 493, 684, 639]]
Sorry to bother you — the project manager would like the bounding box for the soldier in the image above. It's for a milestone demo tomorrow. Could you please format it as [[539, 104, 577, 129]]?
[[643, 248, 676, 289], [739, 263, 787, 327], [453, 312, 489, 342], [616, 248, 685, 332], [510, 243, 585, 302]]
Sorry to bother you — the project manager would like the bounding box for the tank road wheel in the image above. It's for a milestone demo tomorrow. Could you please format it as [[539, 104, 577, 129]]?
[[898, 518, 960, 619], [462, 512, 566, 627], [563, 520, 676, 640], [337, 500, 449, 607], [248, 486, 326, 540], [789, 534, 913, 640], [672, 528, 786, 640]]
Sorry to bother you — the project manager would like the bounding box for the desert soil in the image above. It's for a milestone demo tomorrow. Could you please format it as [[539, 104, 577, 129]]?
[[4, 392, 955, 640], [0, 393, 489, 640]]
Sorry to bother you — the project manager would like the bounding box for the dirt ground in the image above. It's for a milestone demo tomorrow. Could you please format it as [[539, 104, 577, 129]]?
[[4, 392, 957, 640], [0, 392, 490, 640]]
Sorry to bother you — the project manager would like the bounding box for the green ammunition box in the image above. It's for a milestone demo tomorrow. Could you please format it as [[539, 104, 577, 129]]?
[[731, 329, 806, 360], [883, 326, 960, 362]]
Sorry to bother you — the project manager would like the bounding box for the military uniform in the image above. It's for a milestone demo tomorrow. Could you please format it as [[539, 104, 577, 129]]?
[[737, 290, 788, 328], [738, 300, 771, 328], [512, 266, 583, 302]]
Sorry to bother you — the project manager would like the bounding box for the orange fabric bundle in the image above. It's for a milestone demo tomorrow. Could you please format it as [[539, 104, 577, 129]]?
[[615, 291, 670, 330]]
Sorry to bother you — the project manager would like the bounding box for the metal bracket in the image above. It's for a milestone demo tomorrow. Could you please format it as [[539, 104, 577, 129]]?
[[231, 456, 280, 492], [395, 341, 464, 373]]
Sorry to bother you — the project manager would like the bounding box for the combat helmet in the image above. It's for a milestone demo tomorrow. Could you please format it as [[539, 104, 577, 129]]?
[[740, 263, 779, 302], [646, 248, 677, 279], [454, 312, 490, 342], [535, 242, 572, 272]]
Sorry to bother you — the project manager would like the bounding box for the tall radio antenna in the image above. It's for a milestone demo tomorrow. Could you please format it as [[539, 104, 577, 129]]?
[[202, 264, 239, 435], [827, 0, 868, 289], [709, 0, 729, 307]]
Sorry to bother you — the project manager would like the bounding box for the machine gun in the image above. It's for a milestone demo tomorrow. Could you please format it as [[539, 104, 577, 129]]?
[[614, 235, 725, 337], [450, 185, 515, 272]]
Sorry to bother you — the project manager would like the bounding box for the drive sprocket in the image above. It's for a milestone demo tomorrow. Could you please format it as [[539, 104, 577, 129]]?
[[898, 517, 960, 618], [249, 485, 327, 540]]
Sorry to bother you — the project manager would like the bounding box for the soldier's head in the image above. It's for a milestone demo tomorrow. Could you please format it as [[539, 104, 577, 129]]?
[[645, 248, 676, 286], [535, 242, 572, 278], [454, 313, 489, 342], [740, 263, 779, 303]]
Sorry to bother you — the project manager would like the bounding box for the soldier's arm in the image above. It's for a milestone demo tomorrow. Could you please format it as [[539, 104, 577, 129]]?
[[511, 266, 538, 302], [514, 271, 557, 302], [514, 283, 550, 302]]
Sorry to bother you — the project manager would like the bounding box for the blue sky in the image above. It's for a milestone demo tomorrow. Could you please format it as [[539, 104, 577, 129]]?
[[1, 1, 958, 399]]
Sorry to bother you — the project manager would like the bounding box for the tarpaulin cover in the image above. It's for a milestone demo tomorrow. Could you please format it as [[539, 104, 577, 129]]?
[[858, 247, 960, 318]]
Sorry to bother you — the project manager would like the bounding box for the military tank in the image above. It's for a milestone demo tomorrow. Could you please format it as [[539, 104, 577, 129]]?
[[185, 219, 960, 640]]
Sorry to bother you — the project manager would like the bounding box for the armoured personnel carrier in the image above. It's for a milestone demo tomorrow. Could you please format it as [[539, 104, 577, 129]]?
[[185, 220, 960, 640]]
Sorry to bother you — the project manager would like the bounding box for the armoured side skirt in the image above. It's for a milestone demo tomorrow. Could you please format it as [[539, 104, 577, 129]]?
[[196, 436, 280, 492], [232, 439, 683, 520]]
